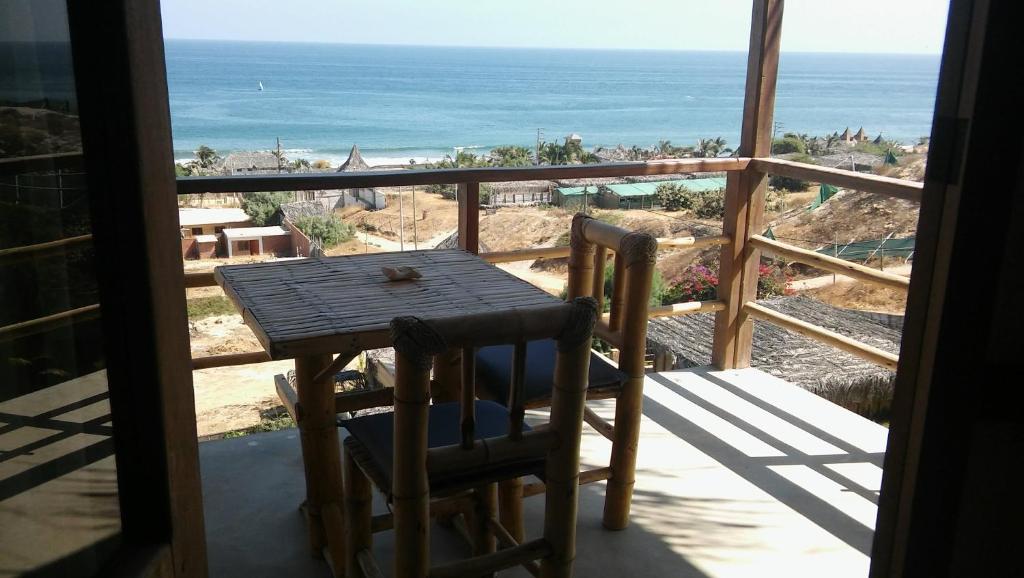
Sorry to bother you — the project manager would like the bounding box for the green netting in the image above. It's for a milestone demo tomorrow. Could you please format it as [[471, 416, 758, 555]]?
[[816, 237, 916, 260], [809, 183, 839, 210], [763, 225, 776, 240], [884, 150, 899, 165]]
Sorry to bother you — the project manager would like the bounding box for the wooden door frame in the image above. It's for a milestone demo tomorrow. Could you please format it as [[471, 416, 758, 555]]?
[[871, 0, 1023, 575], [66, 0, 208, 575]]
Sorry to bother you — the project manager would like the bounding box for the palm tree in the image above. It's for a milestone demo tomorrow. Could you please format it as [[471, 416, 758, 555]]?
[[291, 158, 311, 171], [195, 145, 220, 169]]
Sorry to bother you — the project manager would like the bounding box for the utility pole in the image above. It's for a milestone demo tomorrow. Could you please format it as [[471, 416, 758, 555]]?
[[535, 128, 544, 165], [398, 187, 405, 251], [276, 137, 282, 174], [411, 185, 418, 250]]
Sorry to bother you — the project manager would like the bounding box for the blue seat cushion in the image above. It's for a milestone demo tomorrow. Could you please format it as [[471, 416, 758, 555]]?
[[342, 400, 543, 495], [475, 339, 626, 406]]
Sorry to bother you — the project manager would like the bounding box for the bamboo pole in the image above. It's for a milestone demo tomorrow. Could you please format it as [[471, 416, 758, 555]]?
[[542, 331, 592, 578], [566, 216, 596, 301], [607, 253, 626, 331], [750, 234, 910, 291], [591, 245, 608, 312], [470, 484, 498, 562], [743, 301, 900, 371], [0, 233, 92, 262], [294, 354, 345, 558], [344, 447, 373, 578], [460, 347, 476, 450], [498, 478, 525, 544], [583, 406, 615, 442], [392, 352, 432, 578], [428, 539, 552, 578], [603, 249, 655, 530], [0, 303, 100, 343]]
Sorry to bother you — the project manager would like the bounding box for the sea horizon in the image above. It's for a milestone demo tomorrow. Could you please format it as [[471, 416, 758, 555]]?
[[164, 39, 942, 166]]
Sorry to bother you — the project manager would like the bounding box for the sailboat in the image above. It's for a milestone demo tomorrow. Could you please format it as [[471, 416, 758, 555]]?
[[258, 81, 264, 92]]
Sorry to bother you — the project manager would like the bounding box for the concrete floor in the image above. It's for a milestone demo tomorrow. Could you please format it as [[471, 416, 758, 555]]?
[[199, 367, 888, 577]]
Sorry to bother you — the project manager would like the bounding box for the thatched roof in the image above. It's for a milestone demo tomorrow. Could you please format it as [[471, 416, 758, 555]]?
[[646, 295, 900, 417], [487, 180, 552, 193], [873, 133, 884, 145], [337, 144, 369, 172], [221, 151, 279, 171], [839, 127, 852, 141], [432, 229, 491, 252], [275, 201, 326, 225], [854, 127, 867, 141]]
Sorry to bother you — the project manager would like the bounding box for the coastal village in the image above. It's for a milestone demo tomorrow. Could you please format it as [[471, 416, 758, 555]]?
[[178, 131, 923, 436]]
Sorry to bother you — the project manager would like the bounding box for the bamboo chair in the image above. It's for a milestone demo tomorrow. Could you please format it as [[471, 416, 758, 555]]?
[[475, 213, 657, 532], [342, 297, 598, 578]]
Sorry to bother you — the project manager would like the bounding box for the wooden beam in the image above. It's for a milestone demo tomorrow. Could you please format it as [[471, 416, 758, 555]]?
[[750, 235, 910, 290], [584, 406, 615, 441], [712, 0, 784, 370], [751, 157, 924, 202], [743, 301, 899, 371], [655, 234, 731, 248], [0, 304, 100, 343], [479, 235, 730, 264], [0, 151, 84, 175], [0, 233, 93, 262], [457, 182, 480, 255], [335, 387, 395, 414], [176, 158, 751, 194], [190, 351, 271, 370], [183, 271, 217, 288]]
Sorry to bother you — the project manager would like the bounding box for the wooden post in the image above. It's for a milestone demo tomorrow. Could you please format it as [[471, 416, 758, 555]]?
[[295, 354, 346, 563], [498, 478, 525, 543], [603, 238, 656, 530], [470, 483, 498, 564], [592, 246, 608, 311], [711, 0, 784, 370], [392, 353, 432, 578], [458, 182, 480, 254], [345, 447, 373, 578], [607, 253, 626, 331]]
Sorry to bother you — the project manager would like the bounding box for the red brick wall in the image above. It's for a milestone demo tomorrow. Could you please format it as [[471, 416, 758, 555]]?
[[196, 241, 218, 259], [181, 238, 197, 259], [283, 218, 311, 257], [262, 235, 293, 257]]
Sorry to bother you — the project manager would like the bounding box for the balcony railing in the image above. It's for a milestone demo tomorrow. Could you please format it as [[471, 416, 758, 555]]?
[[174, 154, 915, 376]]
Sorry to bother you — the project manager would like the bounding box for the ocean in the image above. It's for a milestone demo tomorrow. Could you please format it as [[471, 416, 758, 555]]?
[[164, 40, 941, 167]]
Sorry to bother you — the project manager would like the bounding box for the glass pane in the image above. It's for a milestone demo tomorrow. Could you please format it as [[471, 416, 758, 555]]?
[[0, 1, 122, 574]]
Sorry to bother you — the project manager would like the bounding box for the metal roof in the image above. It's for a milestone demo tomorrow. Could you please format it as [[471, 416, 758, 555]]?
[[222, 226, 291, 239], [604, 178, 727, 197]]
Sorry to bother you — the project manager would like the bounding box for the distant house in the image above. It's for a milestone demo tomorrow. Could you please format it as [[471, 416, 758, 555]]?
[[838, 127, 853, 143], [312, 145, 387, 211], [553, 186, 596, 209], [597, 177, 727, 210], [565, 133, 583, 146], [179, 207, 252, 260], [221, 226, 293, 258], [178, 207, 250, 237], [853, 127, 869, 142], [220, 151, 281, 175], [839, 127, 870, 144]]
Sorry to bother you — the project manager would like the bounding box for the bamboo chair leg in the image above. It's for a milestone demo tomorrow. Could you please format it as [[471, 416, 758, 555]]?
[[603, 376, 643, 530], [542, 338, 591, 578], [498, 477, 525, 543], [471, 483, 498, 566], [345, 447, 373, 578]]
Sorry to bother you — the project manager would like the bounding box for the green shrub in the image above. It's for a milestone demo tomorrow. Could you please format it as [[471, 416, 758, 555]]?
[[769, 174, 809, 192], [294, 215, 356, 247], [655, 182, 693, 211], [771, 136, 806, 155], [692, 190, 726, 219], [241, 191, 294, 225]]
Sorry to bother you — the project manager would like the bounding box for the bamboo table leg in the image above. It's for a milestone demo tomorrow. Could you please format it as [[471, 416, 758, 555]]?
[[295, 352, 354, 575]]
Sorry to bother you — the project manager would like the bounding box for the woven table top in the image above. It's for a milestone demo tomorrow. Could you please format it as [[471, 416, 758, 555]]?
[[215, 249, 561, 359]]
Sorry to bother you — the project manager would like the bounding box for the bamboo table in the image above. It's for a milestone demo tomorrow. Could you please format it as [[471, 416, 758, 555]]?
[[215, 249, 559, 574]]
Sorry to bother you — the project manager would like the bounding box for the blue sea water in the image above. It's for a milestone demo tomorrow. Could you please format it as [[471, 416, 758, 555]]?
[[164, 40, 941, 166]]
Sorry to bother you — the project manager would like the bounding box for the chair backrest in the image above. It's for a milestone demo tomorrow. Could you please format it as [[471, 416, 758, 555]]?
[[387, 297, 597, 577], [566, 213, 658, 379]]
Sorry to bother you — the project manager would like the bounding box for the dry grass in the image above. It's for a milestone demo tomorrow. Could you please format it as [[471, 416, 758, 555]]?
[[804, 282, 908, 314]]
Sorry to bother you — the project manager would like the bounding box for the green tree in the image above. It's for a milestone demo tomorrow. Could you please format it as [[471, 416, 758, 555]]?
[[771, 135, 806, 155], [291, 158, 311, 171], [293, 215, 355, 248], [241, 191, 294, 225], [489, 145, 533, 167], [655, 183, 693, 211], [195, 145, 220, 169]]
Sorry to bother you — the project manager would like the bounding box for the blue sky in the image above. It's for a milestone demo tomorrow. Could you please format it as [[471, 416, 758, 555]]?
[[160, 0, 950, 54]]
